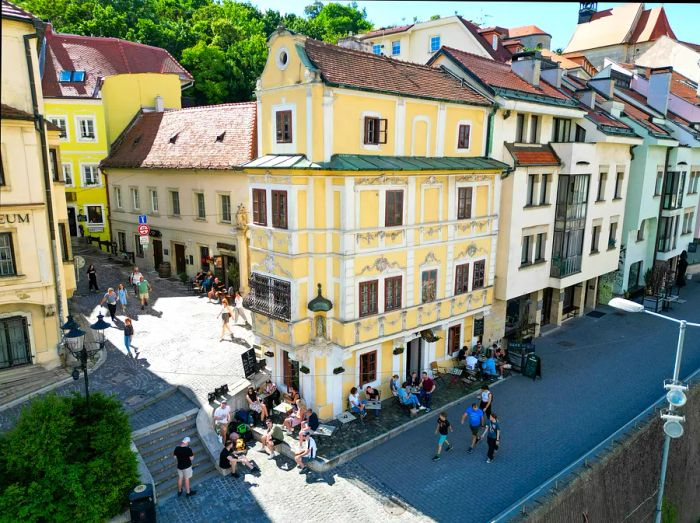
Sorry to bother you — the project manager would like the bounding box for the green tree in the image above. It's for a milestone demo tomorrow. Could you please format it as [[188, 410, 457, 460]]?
[[0, 393, 138, 522]]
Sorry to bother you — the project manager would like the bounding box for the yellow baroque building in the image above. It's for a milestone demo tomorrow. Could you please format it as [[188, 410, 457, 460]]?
[[41, 24, 192, 243], [1, 2, 76, 372], [243, 29, 508, 419]]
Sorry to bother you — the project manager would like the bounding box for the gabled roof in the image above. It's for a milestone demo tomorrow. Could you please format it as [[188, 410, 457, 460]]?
[[558, 81, 637, 137], [1, 0, 35, 22], [456, 17, 512, 62], [507, 25, 550, 38], [431, 47, 573, 106], [632, 65, 699, 107], [505, 143, 560, 167], [101, 103, 256, 170], [358, 24, 413, 40], [564, 3, 676, 54], [302, 38, 490, 106], [614, 89, 673, 138], [42, 24, 192, 99]]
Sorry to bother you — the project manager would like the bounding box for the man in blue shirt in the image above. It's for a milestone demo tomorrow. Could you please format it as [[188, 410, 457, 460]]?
[[397, 382, 424, 410], [460, 403, 485, 453], [482, 356, 498, 378]]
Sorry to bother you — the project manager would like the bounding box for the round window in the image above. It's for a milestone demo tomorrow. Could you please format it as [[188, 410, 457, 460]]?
[[276, 48, 289, 70]]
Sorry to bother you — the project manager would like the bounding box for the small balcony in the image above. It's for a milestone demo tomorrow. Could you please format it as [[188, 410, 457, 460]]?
[[244, 273, 291, 322], [550, 255, 582, 278]]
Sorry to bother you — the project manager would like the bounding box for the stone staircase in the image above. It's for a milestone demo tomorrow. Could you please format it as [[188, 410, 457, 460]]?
[[133, 410, 218, 501], [0, 364, 68, 408]]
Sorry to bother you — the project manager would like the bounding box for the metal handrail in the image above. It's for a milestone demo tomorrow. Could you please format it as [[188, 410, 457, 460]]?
[[489, 366, 700, 522]]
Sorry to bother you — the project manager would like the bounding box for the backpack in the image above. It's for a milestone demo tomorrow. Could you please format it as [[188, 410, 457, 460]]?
[[236, 423, 253, 442], [235, 409, 253, 425]]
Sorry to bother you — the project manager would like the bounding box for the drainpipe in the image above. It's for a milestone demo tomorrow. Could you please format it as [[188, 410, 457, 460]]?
[[652, 146, 672, 270], [24, 22, 66, 349], [485, 105, 497, 157]]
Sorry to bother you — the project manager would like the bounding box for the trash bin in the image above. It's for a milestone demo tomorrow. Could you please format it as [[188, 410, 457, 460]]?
[[129, 484, 156, 523]]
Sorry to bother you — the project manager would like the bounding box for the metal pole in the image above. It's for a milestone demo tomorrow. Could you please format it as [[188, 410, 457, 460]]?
[[81, 348, 90, 412], [654, 320, 686, 523]]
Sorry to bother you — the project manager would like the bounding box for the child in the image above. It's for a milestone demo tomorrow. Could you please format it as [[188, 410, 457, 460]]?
[[433, 411, 453, 461], [486, 412, 501, 463], [117, 283, 128, 314]]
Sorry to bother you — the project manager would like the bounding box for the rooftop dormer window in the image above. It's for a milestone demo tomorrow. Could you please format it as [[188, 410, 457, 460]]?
[[59, 70, 86, 82]]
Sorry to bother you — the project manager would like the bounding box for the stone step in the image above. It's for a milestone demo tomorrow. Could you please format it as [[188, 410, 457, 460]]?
[[151, 451, 215, 486], [133, 415, 198, 454], [156, 467, 221, 503], [145, 441, 206, 478]]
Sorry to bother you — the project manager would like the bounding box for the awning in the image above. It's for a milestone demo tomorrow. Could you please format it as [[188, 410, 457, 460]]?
[[420, 329, 441, 343]]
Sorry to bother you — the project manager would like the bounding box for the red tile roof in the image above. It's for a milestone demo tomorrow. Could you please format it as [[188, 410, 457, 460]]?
[[437, 47, 570, 102], [359, 23, 413, 40], [101, 103, 256, 170], [505, 144, 560, 166], [457, 17, 512, 63], [42, 24, 192, 99], [303, 38, 489, 106], [1, 0, 35, 22], [629, 7, 676, 44], [614, 91, 671, 136], [508, 25, 550, 38]]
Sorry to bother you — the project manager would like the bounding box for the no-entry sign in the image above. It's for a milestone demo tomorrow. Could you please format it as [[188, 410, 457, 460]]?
[[137, 224, 150, 236]]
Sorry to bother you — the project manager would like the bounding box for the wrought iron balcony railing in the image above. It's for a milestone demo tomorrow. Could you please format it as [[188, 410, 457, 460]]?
[[244, 273, 291, 321]]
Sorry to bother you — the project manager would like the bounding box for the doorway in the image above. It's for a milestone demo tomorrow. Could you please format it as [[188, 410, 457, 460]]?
[[562, 285, 575, 312], [153, 239, 163, 269], [282, 350, 299, 392], [406, 338, 422, 378], [0, 316, 31, 369], [67, 207, 77, 236], [542, 288, 553, 326], [174, 243, 186, 275]]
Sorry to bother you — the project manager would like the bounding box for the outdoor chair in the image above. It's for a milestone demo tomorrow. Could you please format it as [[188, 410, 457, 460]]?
[[430, 361, 449, 384]]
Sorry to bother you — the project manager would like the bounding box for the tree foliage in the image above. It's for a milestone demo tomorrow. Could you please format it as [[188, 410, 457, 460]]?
[[18, 0, 373, 105], [0, 392, 138, 522]]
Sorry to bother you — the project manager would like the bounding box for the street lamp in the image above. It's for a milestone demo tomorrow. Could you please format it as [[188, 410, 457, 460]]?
[[608, 297, 699, 523], [61, 313, 110, 411]]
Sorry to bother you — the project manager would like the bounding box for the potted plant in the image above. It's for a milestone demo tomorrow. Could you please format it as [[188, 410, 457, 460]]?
[[264, 350, 274, 358], [392, 346, 404, 355], [300, 365, 310, 374], [333, 366, 344, 375]]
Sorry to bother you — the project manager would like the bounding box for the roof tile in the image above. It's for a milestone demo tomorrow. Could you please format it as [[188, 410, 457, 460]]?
[[505, 144, 560, 166], [101, 103, 256, 170], [1, 0, 35, 22], [303, 38, 489, 106]]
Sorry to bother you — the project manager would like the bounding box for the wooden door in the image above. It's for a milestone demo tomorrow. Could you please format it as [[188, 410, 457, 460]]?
[[174, 243, 186, 275], [153, 239, 163, 269], [67, 207, 78, 236]]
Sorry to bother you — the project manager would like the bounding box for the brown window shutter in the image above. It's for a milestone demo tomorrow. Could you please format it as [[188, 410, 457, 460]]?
[[363, 117, 370, 144], [276, 112, 283, 143], [379, 118, 388, 144], [285, 112, 292, 142]]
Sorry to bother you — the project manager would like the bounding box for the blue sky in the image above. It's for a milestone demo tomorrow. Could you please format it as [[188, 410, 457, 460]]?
[[248, 1, 700, 51]]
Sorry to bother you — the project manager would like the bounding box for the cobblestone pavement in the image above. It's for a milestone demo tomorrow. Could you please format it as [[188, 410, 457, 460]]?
[[355, 278, 700, 522]]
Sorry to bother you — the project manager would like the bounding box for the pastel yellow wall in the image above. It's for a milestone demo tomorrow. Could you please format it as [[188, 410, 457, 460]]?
[[101, 73, 182, 145]]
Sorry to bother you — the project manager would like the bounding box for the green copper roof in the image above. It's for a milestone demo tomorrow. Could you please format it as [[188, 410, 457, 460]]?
[[308, 284, 332, 312], [295, 43, 318, 72], [493, 87, 579, 108], [244, 154, 509, 171]]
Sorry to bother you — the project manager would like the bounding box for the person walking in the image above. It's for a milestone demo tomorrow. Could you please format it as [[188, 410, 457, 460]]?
[[128, 267, 143, 297], [433, 411, 453, 461], [137, 275, 152, 311], [123, 317, 135, 357], [485, 412, 501, 463], [479, 384, 493, 418], [100, 288, 119, 323], [117, 283, 128, 315], [233, 291, 247, 325], [219, 298, 233, 342], [173, 437, 197, 497], [461, 403, 485, 454], [86, 264, 99, 292]]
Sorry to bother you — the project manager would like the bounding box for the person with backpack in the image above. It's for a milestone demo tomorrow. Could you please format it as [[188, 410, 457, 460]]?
[[486, 412, 501, 463], [294, 431, 317, 472]]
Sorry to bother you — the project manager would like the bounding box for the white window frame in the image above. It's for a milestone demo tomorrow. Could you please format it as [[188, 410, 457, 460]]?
[[429, 35, 441, 53], [194, 192, 206, 221], [455, 119, 472, 152], [80, 163, 101, 187], [149, 189, 159, 214], [360, 110, 383, 152], [85, 204, 105, 226], [130, 187, 140, 211], [75, 116, 97, 142], [170, 190, 181, 216], [62, 163, 74, 187], [114, 186, 123, 209], [355, 345, 382, 390], [271, 103, 296, 154], [391, 40, 400, 56], [219, 192, 232, 223], [47, 115, 68, 141]]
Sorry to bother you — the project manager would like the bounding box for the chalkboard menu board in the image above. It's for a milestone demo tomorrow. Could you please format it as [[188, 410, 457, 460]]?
[[473, 317, 484, 336], [507, 342, 535, 372], [523, 353, 541, 380], [241, 348, 257, 378]]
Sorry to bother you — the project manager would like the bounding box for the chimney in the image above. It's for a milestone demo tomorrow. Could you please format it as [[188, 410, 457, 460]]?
[[511, 51, 542, 87], [578, 88, 597, 109], [646, 66, 672, 116], [155, 95, 164, 112], [541, 61, 563, 88], [589, 77, 614, 98], [578, 1, 598, 24], [600, 99, 624, 118]]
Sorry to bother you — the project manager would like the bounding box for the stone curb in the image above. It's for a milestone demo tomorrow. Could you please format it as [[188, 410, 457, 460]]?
[[0, 343, 108, 414], [255, 376, 511, 472]]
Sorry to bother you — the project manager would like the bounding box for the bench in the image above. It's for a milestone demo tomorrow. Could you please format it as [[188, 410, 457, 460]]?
[[562, 306, 580, 320]]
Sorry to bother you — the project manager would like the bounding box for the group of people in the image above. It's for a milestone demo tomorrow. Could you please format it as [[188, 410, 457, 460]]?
[[390, 370, 437, 413], [456, 342, 509, 380], [96, 266, 153, 358]]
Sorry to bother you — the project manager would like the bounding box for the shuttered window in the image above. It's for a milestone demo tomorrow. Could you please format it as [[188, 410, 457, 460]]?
[[359, 280, 378, 317], [271, 190, 288, 229], [457, 187, 472, 219], [275, 110, 292, 143], [454, 263, 470, 295], [385, 190, 403, 226], [252, 189, 267, 226], [363, 117, 388, 145]]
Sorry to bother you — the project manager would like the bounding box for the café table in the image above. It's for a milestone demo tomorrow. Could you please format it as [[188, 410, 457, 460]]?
[[273, 402, 293, 421]]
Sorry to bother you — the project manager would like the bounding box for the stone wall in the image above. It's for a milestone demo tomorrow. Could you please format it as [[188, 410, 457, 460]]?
[[523, 382, 700, 523]]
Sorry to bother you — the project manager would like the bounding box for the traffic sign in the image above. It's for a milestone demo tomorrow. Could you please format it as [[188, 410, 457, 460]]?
[[138, 224, 150, 236], [139, 235, 150, 245], [138, 215, 148, 224], [74, 255, 85, 269]]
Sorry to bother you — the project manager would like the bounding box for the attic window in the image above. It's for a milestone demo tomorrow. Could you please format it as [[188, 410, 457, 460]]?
[[169, 133, 179, 144], [216, 132, 226, 143], [59, 70, 86, 82]]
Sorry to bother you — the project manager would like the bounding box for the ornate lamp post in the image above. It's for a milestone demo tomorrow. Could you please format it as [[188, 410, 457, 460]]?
[[62, 313, 110, 411]]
